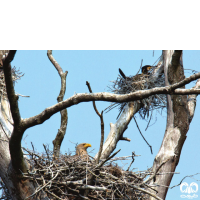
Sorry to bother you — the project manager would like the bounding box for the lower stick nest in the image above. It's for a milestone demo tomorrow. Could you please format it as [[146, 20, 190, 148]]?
[[107, 66, 166, 119], [22, 148, 154, 200]]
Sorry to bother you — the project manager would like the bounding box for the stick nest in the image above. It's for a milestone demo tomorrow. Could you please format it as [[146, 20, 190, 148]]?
[[107, 66, 166, 119], [20, 148, 156, 200]]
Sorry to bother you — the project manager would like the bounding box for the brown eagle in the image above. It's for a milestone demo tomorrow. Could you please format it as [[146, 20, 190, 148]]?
[[76, 143, 91, 156], [70, 143, 92, 161]]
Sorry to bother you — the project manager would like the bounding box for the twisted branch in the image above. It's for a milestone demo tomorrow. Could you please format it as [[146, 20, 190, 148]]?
[[22, 70, 200, 132], [47, 50, 68, 159], [86, 81, 104, 164]]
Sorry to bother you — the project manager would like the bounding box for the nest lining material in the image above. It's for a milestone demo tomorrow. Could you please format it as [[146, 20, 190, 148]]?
[[18, 148, 154, 200], [107, 66, 167, 119]]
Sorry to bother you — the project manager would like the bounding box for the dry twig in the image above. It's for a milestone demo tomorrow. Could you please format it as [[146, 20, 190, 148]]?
[[86, 81, 104, 164], [47, 50, 68, 159], [17, 147, 168, 200]]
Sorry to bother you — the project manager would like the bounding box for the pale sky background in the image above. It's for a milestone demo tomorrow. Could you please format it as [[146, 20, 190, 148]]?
[[11, 50, 200, 200]]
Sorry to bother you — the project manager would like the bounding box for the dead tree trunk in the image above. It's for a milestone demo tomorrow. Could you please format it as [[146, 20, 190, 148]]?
[[0, 51, 49, 200], [94, 101, 140, 160], [149, 50, 199, 200], [1, 50, 200, 199], [95, 57, 165, 160]]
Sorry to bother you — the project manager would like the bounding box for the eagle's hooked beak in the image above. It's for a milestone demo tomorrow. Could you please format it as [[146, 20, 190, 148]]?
[[84, 143, 92, 148]]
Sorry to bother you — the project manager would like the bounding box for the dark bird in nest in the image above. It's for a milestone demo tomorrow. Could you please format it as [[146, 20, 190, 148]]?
[[141, 65, 153, 74], [109, 66, 156, 119], [119, 65, 154, 79]]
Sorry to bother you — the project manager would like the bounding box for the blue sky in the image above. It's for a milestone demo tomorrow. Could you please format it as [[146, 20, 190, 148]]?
[[12, 50, 200, 199]]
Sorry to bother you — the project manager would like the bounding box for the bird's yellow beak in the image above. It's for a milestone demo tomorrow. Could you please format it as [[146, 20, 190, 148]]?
[[84, 143, 92, 148], [147, 66, 151, 70]]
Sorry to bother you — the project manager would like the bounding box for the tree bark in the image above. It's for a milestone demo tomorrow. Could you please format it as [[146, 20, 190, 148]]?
[[1, 50, 200, 199], [47, 50, 68, 159], [94, 55, 164, 160], [149, 50, 196, 200], [0, 51, 49, 200], [94, 102, 140, 160], [22, 70, 200, 133]]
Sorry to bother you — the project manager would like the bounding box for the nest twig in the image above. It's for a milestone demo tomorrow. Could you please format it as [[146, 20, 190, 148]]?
[[106, 66, 166, 119], [13, 147, 165, 200], [0, 178, 11, 200]]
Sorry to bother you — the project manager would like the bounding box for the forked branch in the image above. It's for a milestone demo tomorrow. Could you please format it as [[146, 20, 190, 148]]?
[[22, 71, 200, 131], [86, 81, 104, 164], [3, 50, 20, 124], [3, 50, 27, 172], [47, 50, 68, 159]]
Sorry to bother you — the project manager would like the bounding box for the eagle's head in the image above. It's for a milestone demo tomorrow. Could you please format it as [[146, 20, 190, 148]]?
[[76, 143, 92, 156]]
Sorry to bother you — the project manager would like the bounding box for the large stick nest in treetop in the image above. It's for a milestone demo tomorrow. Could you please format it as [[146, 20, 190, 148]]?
[[15, 147, 155, 200], [107, 66, 166, 119]]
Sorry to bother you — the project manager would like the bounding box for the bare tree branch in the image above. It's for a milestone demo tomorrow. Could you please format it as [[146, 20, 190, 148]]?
[[4, 50, 200, 174], [130, 185, 163, 200], [77, 185, 107, 191], [86, 81, 104, 164], [1, 51, 50, 199], [172, 88, 200, 94], [187, 79, 200, 123], [10, 68, 198, 167], [94, 101, 141, 160], [149, 50, 193, 200], [170, 173, 200, 189], [97, 149, 121, 168], [85, 81, 105, 197], [133, 116, 153, 154], [1, 50, 200, 200], [47, 50, 63, 76], [98, 111, 104, 163], [25, 170, 60, 200], [47, 50, 68, 159], [86, 81, 101, 117], [143, 158, 170, 185], [3, 50, 19, 124], [21, 70, 200, 133], [2, 50, 28, 173]]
